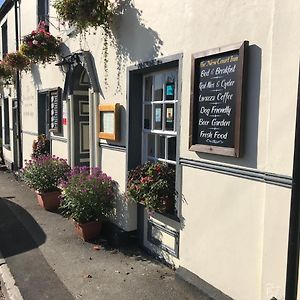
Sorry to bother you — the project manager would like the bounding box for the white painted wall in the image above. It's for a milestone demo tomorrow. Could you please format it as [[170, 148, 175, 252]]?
[[0, 0, 298, 299]]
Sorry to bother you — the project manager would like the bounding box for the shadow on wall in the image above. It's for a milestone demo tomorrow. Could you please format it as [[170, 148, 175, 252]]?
[[0, 197, 46, 258], [112, 0, 163, 65], [30, 64, 42, 89], [30, 43, 72, 88], [197, 45, 262, 169]]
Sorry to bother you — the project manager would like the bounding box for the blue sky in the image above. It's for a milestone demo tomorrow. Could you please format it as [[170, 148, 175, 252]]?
[[0, 0, 4, 7]]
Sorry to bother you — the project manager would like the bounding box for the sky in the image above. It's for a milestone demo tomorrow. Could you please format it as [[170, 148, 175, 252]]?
[[0, 0, 4, 7]]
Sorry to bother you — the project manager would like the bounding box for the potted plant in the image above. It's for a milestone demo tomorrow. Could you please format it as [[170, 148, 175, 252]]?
[[3, 51, 31, 72], [20, 21, 61, 64], [59, 166, 116, 241], [21, 155, 70, 211], [31, 134, 50, 158], [127, 161, 176, 213]]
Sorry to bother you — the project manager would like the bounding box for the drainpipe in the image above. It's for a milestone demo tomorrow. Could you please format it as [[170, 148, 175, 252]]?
[[14, 0, 22, 169], [285, 64, 300, 300]]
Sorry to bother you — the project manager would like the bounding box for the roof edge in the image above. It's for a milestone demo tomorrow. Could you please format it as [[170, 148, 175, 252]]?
[[0, 0, 14, 21]]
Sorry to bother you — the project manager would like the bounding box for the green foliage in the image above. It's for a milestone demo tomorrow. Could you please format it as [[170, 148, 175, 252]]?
[[0, 60, 14, 85], [53, 0, 116, 32], [127, 162, 176, 213], [3, 51, 31, 72], [53, 0, 121, 87], [59, 166, 116, 223], [32, 135, 50, 159], [21, 156, 70, 193]]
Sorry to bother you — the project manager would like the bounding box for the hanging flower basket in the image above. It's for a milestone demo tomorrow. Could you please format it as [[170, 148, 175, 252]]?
[[53, 0, 117, 33], [0, 60, 14, 85], [20, 22, 62, 64], [3, 51, 31, 72], [53, 0, 121, 87]]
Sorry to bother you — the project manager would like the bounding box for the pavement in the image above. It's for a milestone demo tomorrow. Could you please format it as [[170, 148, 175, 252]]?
[[0, 169, 210, 300]]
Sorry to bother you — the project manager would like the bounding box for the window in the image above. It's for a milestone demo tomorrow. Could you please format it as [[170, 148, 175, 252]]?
[[1, 21, 8, 58], [142, 69, 178, 165], [3, 98, 10, 145], [37, 0, 49, 25]]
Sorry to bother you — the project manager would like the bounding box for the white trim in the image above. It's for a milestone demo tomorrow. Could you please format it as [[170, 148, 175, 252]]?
[[69, 95, 75, 167], [89, 89, 95, 167], [80, 158, 90, 163], [80, 121, 90, 154], [73, 90, 89, 96], [94, 92, 100, 167], [142, 68, 178, 165], [79, 101, 89, 116]]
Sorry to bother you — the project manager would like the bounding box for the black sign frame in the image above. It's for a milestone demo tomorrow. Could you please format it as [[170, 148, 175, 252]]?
[[189, 41, 248, 157], [49, 87, 62, 134]]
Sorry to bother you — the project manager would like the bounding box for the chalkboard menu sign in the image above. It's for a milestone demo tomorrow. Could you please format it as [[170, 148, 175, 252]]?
[[189, 41, 248, 157], [49, 88, 62, 133]]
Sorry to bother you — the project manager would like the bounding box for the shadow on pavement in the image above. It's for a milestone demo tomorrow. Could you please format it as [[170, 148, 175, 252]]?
[[0, 197, 46, 258], [0, 197, 74, 300]]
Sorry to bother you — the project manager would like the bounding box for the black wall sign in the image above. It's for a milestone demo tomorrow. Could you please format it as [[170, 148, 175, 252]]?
[[49, 87, 62, 133], [189, 41, 248, 157]]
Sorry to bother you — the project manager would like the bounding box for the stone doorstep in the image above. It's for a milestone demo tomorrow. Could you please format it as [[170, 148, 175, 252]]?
[[0, 251, 23, 300]]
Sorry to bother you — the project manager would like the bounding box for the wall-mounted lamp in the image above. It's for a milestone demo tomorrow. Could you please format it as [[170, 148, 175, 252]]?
[[55, 53, 83, 73], [55, 58, 71, 73]]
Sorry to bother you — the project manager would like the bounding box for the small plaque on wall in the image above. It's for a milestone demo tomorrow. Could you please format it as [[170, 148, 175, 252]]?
[[189, 41, 248, 157], [98, 103, 120, 141]]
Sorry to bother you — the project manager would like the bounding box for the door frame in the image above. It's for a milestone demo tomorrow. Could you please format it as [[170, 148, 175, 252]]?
[[68, 65, 91, 167], [71, 90, 90, 166], [126, 54, 183, 250]]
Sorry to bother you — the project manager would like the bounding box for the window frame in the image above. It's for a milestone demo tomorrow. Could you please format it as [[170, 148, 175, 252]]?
[[126, 53, 183, 220], [1, 21, 8, 59], [37, 0, 49, 26], [142, 69, 179, 166]]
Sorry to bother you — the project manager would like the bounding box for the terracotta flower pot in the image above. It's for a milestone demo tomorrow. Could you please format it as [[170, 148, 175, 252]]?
[[74, 221, 102, 241], [35, 190, 61, 211]]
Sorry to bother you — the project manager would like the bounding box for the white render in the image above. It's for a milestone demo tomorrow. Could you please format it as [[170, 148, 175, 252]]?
[[0, 1, 299, 299]]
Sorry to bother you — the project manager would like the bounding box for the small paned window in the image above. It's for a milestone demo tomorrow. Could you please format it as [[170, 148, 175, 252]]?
[[142, 69, 178, 165]]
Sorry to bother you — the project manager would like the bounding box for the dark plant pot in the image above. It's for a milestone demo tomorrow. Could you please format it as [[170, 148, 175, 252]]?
[[74, 221, 102, 241], [35, 190, 61, 211]]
